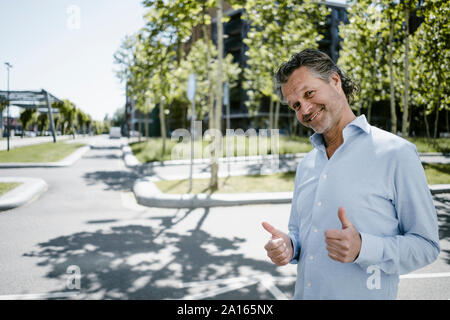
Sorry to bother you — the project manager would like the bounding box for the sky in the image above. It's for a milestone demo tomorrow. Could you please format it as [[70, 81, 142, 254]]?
[[0, 0, 145, 121]]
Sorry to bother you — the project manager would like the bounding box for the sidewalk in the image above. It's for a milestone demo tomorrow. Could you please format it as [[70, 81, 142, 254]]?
[[121, 142, 450, 208], [0, 142, 90, 211], [0, 177, 47, 211]]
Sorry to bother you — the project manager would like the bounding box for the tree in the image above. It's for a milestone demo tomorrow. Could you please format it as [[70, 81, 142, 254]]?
[[37, 112, 49, 135], [243, 0, 329, 129], [19, 108, 36, 137], [410, 0, 450, 141], [56, 99, 77, 138], [339, 0, 385, 123]]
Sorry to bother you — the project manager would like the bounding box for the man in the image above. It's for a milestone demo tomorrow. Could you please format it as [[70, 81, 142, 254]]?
[[262, 49, 440, 299]]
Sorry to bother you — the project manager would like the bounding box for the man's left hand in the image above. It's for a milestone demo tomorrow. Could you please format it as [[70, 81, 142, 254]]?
[[325, 207, 362, 263]]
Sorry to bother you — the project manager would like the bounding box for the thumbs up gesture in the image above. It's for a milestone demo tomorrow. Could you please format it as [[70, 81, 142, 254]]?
[[325, 207, 362, 263], [262, 222, 293, 266]]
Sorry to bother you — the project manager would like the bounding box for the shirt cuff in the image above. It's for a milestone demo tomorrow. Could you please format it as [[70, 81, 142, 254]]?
[[288, 233, 300, 264], [354, 232, 384, 267]]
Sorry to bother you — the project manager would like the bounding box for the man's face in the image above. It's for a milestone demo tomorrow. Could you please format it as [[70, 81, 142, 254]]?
[[281, 66, 345, 134]]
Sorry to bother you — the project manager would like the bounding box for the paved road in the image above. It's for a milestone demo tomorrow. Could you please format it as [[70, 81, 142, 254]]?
[[0, 136, 449, 299]]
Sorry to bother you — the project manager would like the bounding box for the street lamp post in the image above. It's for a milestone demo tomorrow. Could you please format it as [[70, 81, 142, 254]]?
[[5, 62, 13, 151]]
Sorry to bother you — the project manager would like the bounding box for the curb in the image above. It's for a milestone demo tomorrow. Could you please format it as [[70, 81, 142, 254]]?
[[429, 184, 450, 195], [0, 177, 48, 211], [0, 145, 90, 168], [133, 178, 293, 208], [122, 142, 449, 168], [121, 143, 305, 168], [133, 179, 450, 208]]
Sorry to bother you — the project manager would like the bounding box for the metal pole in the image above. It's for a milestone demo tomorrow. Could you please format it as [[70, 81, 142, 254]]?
[[224, 82, 230, 176], [189, 99, 195, 193], [44, 90, 57, 143], [5, 62, 12, 151]]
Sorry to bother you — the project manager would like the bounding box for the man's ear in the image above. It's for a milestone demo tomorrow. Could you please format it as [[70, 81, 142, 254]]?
[[330, 71, 341, 89], [330, 71, 344, 96]]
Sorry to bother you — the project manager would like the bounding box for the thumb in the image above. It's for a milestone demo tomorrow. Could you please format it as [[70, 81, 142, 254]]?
[[262, 221, 282, 239], [338, 207, 352, 229]]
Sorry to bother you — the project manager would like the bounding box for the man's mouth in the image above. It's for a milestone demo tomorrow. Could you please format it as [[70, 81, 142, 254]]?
[[306, 106, 325, 122]]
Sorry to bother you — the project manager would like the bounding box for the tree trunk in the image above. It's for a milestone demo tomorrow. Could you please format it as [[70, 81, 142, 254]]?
[[389, 18, 397, 134], [446, 107, 449, 133], [145, 112, 149, 139], [269, 98, 274, 129], [274, 100, 280, 130], [401, 4, 410, 137], [433, 104, 440, 143], [424, 106, 431, 142], [138, 115, 142, 143], [159, 100, 166, 156], [210, 0, 224, 191]]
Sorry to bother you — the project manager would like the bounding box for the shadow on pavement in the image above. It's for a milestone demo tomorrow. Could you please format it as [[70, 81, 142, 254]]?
[[434, 194, 450, 265], [23, 222, 283, 299], [83, 170, 140, 192]]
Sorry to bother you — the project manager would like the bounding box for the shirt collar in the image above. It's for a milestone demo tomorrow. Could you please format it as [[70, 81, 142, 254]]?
[[309, 114, 371, 149]]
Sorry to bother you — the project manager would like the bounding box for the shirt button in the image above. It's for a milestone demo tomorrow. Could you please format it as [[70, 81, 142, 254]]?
[[317, 201, 322, 207], [309, 255, 314, 260], [307, 282, 312, 287], [313, 228, 318, 233], [323, 174, 327, 179]]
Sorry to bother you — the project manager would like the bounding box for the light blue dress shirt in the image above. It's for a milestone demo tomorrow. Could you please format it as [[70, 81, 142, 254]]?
[[288, 115, 440, 300]]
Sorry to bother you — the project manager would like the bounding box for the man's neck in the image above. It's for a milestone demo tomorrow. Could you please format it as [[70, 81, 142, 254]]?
[[323, 111, 356, 159]]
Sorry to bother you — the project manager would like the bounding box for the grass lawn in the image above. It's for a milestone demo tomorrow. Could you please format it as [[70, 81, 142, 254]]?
[[131, 136, 313, 163], [407, 137, 450, 153], [0, 141, 85, 162], [155, 172, 296, 194], [423, 163, 450, 185], [155, 164, 449, 194], [0, 182, 21, 197]]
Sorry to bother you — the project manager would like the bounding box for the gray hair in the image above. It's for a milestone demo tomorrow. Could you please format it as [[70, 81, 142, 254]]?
[[274, 49, 359, 105]]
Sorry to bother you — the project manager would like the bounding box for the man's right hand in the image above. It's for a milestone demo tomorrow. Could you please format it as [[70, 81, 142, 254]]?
[[262, 221, 294, 266]]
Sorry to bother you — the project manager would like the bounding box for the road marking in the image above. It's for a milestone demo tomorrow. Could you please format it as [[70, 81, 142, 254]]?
[[0, 291, 80, 300], [181, 274, 290, 300], [181, 276, 253, 288], [400, 272, 450, 279], [183, 279, 260, 300], [260, 277, 289, 300]]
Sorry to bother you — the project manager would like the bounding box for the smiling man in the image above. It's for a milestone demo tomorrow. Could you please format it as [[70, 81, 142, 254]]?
[[262, 49, 440, 299]]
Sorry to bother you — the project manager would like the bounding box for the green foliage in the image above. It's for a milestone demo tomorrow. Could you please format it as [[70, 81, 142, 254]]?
[[19, 108, 36, 135], [175, 39, 241, 120], [338, 0, 386, 114], [37, 113, 49, 134], [242, 0, 329, 114], [410, 0, 450, 114]]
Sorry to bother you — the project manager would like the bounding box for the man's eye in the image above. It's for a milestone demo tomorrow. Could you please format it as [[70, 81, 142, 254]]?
[[305, 91, 314, 98], [291, 102, 300, 111]]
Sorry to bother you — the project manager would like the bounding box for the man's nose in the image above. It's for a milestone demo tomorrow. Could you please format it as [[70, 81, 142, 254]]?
[[300, 101, 314, 117]]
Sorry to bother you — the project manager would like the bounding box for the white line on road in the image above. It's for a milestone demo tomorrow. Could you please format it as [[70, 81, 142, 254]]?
[[182, 280, 260, 300], [259, 277, 289, 300], [0, 291, 80, 300], [400, 272, 450, 279]]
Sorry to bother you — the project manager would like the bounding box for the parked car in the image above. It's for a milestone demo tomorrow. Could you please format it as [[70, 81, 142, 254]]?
[[109, 127, 121, 139]]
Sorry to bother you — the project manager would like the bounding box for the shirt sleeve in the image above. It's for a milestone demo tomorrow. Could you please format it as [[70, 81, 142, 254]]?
[[288, 163, 302, 264], [354, 142, 440, 274]]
